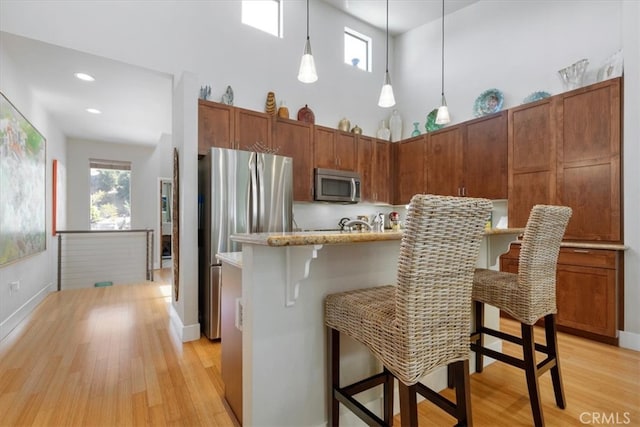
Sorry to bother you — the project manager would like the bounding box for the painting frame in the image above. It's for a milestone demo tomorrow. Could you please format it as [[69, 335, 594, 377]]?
[[0, 92, 47, 266]]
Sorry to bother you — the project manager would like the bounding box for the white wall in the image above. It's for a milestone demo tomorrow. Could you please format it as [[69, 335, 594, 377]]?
[[621, 0, 640, 346], [394, 0, 622, 134], [0, 41, 67, 341]]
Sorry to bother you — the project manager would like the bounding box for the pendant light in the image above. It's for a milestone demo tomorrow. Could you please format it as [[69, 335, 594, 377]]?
[[435, 0, 450, 124], [378, 0, 395, 107], [298, 0, 318, 83]]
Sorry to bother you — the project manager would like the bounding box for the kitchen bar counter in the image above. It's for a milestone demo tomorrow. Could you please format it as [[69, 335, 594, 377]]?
[[221, 228, 523, 426], [230, 227, 524, 247]]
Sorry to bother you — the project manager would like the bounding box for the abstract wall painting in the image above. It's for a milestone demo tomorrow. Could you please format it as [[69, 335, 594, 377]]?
[[0, 92, 46, 266]]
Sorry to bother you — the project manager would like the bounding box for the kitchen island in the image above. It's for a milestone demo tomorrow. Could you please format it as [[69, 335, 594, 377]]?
[[223, 228, 522, 426]]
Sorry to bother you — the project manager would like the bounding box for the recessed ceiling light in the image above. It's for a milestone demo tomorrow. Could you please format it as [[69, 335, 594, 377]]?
[[86, 108, 102, 114], [75, 72, 95, 82]]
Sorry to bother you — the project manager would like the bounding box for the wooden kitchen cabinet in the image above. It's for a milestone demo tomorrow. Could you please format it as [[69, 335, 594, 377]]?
[[198, 99, 235, 154], [508, 97, 558, 227], [393, 135, 426, 205], [357, 136, 391, 203], [426, 111, 507, 199], [273, 118, 314, 202], [314, 126, 356, 171], [499, 244, 622, 344], [557, 78, 621, 242], [464, 111, 508, 199], [508, 78, 622, 243], [234, 107, 272, 152], [198, 101, 272, 155], [426, 126, 463, 196]]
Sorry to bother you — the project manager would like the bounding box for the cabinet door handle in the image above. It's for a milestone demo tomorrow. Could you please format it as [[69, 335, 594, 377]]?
[[572, 249, 590, 253], [457, 188, 461, 196]]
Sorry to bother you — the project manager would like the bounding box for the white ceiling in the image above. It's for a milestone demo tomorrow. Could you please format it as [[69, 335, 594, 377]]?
[[1, 32, 172, 146], [1, 1, 478, 146]]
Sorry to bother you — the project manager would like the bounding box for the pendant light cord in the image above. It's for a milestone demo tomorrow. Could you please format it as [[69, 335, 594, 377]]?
[[441, 0, 445, 97], [385, 0, 389, 73], [306, 0, 310, 41]]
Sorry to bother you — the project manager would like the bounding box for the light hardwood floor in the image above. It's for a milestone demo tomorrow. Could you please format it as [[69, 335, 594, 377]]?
[[0, 272, 638, 426]]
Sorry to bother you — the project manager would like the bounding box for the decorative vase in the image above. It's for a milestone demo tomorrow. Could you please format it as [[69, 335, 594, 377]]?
[[411, 122, 421, 137], [221, 85, 234, 105], [277, 101, 289, 119], [265, 91, 276, 116], [297, 104, 315, 123], [376, 120, 391, 141], [351, 125, 362, 135], [338, 117, 350, 132], [389, 109, 402, 142]]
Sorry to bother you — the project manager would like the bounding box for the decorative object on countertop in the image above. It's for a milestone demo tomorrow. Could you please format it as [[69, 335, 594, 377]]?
[[350, 125, 362, 135], [389, 211, 400, 231], [376, 120, 391, 141], [265, 91, 277, 116], [297, 104, 315, 123], [389, 109, 402, 142], [277, 100, 289, 119], [473, 88, 504, 117], [558, 58, 589, 91], [425, 108, 444, 132], [221, 85, 234, 105], [199, 85, 211, 100], [411, 122, 421, 137], [522, 91, 551, 104], [597, 49, 623, 82], [435, 0, 451, 125], [338, 117, 351, 132]]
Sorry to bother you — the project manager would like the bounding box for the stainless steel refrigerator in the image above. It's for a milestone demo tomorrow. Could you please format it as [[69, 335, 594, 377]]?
[[198, 147, 293, 339]]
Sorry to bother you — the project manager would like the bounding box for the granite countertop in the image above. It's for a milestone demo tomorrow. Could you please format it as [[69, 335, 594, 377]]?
[[230, 228, 525, 247]]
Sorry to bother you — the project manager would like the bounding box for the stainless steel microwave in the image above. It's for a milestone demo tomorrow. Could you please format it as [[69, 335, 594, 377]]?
[[314, 168, 361, 203]]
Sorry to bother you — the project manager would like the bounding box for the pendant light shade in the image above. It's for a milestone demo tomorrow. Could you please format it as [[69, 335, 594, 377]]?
[[436, 0, 451, 124], [378, 0, 395, 108], [298, 0, 318, 83]]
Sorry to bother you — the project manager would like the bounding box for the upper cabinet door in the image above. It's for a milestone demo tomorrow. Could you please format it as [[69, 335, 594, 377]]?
[[426, 126, 463, 196], [356, 135, 375, 202], [373, 140, 391, 203], [235, 108, 272, 152], [557, 78, 621, 242], [335, 132, 357, 171], [314, 126, 337, 169], [273, 118, 314, 202], [198, 100, 235, 154], [394, 136, 426, 205], [508, 98, 557, 228], [463, 111, 508, 199]]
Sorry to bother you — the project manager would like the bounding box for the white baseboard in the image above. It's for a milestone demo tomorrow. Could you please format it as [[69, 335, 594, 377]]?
[[0, 282, 55, 341], [168, 304, 201, 343], [619, 330, 640, 351]]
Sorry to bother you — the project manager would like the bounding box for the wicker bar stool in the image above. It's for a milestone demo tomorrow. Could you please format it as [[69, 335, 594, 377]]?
[[325, 194, 492, 426], [470, 204, 572, 427]]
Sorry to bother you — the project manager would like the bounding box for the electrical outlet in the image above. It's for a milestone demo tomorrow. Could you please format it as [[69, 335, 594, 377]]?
[[9, 280, 20, 295]]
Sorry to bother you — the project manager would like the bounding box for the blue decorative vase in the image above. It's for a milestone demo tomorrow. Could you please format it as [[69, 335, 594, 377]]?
[[411, 122, 421, 137]]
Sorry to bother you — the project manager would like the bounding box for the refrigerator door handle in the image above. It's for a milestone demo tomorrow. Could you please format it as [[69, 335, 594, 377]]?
[[249, 152, 258, 233], [351, 178, 356, 202], [256, 153, 265, 232]]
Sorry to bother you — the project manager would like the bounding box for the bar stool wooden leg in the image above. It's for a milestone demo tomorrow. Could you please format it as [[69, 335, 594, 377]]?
[[398, 383, 418, 427], [452, 360, 473, 427], [330, 328, 340, 426], [474, 301, 484, 373], [545, 314, 566, 409], [383, 368, 394, 424], [522, 324, 544, 427]]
